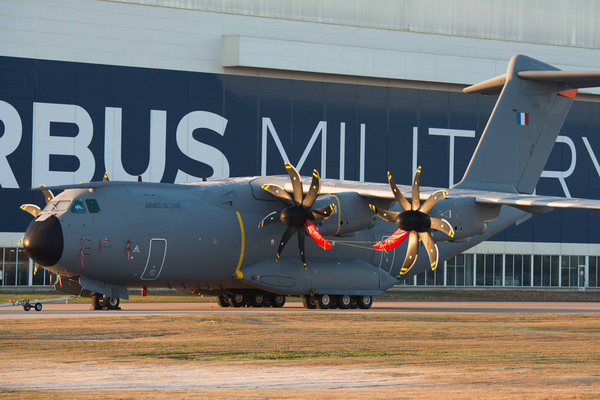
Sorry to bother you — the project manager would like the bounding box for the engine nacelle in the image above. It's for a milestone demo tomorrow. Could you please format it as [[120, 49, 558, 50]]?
[[430, 196, 501, 242], [313, 192, 392, 237]]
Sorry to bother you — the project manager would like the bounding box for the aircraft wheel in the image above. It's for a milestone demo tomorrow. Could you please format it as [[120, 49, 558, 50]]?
[[216, 295, 230, 307], [229, 293, 246, 308], [302, 295, 316, 309], [270, 294, 286, 308], [357, 295, 373, 309], [107, 297, 120, 310], [98, 295, 109, 308], [329, 296, 338, 309], [315, 294, 331, 309], [23, 304, 31, 312], [337, 295, 352, 309], [91, 294, 103, 309], [350, 297, 358, 309], [34, 303, 43, 312], [250, 294, 265, 308]]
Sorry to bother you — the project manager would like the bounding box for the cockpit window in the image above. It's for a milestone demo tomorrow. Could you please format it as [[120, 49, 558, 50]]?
[[71, 199, 86, 213], [86, 199, 101, 213], [43, 200, 71, 212]]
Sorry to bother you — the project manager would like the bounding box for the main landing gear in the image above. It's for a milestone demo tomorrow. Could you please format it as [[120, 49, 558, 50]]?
[[91, 294, 121, 310], [216, 292, 373, 310], [302, 294, 372, 310], [217, 293, 286, 308]]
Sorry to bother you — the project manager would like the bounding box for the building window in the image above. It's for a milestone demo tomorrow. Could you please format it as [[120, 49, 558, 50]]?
[[435, 263, 444, 286], [533, 255, 542, 286], [476, 254, 484, 286], [591, 257, 597, 287], [560, 255, 586, 287], [424, 269, 435, 286], [446, 256, 456, 286], [505, 255, 514, 286], [523, 255, 532, 286], [17, 249, 28, 286], [3, 248, 16, 286]]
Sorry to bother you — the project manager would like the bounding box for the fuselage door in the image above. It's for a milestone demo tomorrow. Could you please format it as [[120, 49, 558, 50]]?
[[141, 238, 167, 280], [372, 234, 396, 274]]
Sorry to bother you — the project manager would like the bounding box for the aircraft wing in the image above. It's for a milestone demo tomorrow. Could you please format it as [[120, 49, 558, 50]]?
[[273, 177, 600, 213]]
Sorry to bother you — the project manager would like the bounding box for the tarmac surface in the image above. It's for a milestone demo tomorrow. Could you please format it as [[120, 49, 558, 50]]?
[[1, 300, 600, 319]]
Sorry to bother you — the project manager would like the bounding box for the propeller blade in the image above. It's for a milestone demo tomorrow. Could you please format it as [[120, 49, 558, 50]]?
[[276, 226, 298, 262], [310, 204, 335, 221], [298, 228, 307, 268], [262, 184, 294, 207], [369, 204, 399, 224], [18, 236, 24, 246], [258, 211, 281, 228], [429, 217, 455, 239], [20, 204, 41, 218], [302, 169, 320, 208], [304, 220, 332, 249], [400, 231, 419, 275], [419, 190, 448, 214], [39, 184, 54, 205], [418, 231, 439, 270], [373, 228, 409, 251], [285, 162, 304, 205], [103, 172, 109, 181], [387, 172, 411, 211], [411, 166, 421, 211]]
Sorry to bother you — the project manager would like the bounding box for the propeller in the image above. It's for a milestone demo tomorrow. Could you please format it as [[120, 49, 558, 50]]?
[[370, 167, 454, 276], [258, 162, 335, 268]]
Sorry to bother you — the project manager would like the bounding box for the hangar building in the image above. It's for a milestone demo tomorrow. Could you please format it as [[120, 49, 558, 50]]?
[[1, 0, 600, 289]]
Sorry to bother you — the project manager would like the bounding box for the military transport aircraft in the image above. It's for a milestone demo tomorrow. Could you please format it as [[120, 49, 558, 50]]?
[[18, 55, 600, 310]]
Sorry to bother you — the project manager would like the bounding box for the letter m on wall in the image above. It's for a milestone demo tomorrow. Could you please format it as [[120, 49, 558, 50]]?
[[261, 117, 327, 177]]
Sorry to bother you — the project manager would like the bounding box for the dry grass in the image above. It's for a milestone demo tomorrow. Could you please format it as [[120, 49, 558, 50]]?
[[1, 313, 600, 399]]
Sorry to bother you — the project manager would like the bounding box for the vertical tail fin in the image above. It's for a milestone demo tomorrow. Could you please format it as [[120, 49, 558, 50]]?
[[454, 55, 600, 194]]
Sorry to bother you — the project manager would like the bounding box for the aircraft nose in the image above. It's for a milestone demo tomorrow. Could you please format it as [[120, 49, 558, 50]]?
[[23, 215, 64, 266]]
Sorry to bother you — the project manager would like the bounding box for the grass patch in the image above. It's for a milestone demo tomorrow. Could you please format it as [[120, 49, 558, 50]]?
[[2, 313, 600, 399]]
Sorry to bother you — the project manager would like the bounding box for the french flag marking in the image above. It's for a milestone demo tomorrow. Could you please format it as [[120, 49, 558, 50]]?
[[517, 112, 529, 126]]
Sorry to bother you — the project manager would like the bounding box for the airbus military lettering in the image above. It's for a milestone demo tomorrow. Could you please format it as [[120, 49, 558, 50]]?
[[1, 99, 597, 198]]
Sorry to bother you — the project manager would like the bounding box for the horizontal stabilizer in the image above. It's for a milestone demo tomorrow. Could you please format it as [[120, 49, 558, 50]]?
[[464, 70, 600, 95], [463, 74, 506, 95], [516, 70, 600, 90]]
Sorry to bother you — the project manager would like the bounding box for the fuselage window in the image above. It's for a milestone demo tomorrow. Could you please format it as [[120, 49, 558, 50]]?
[[55, 201, 71, 211], [86, 199, 101, 213], [71, 199, 86, 213], [43, 200, 71, 212]]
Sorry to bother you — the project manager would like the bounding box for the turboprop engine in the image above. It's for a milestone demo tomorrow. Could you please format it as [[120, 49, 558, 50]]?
[[313, 193, 392, 237]]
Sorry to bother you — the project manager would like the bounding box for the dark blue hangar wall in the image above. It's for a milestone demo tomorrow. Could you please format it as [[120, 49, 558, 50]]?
[[2, 55, 600, 244]]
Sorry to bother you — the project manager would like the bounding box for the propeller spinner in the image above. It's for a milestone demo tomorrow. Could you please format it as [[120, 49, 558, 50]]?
[[258, 163, 335, 268], [370, 167, 454, 276]]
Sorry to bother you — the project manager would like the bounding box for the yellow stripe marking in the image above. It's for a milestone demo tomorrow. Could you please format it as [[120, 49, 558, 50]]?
[[331, 194, 342, 235], [234, 211, 245, 279]]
